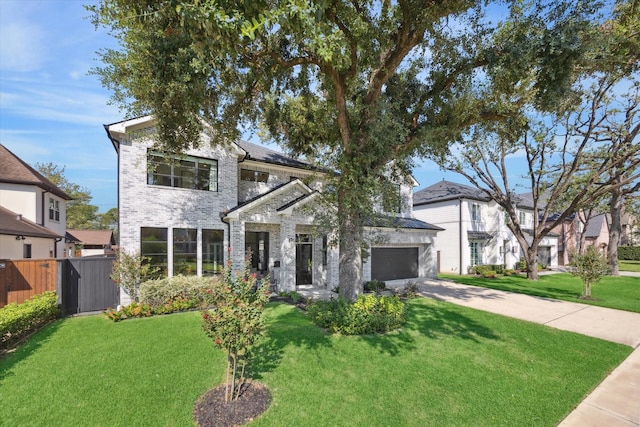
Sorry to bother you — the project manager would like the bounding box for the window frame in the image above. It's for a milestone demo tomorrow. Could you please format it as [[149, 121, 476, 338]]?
[[140, 227, 168, 276], [173, 228, 198, 276], [202, 229, 224, 276], [49, 197, 60, 222], [147, 150, 218, 192]]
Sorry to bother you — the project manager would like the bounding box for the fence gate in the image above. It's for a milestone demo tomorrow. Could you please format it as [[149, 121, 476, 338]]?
[[60, 257, 118, 314], [0, 259, 57, 308]]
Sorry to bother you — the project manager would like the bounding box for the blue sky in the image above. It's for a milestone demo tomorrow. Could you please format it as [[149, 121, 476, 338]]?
[[0, 0, 517, 214]]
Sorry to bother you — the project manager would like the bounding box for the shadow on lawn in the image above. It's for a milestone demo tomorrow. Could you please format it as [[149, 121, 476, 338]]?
[[250, 302, 332, 380], [436, 275, 581, 301], [0, 319, 64, 383], [405, 300, 500, 343]]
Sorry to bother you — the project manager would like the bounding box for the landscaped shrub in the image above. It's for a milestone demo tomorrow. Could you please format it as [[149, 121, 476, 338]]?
[[364, 279, 386, 294], [307, 294, 406, 335], [1, 291, 59, 350], [396, 280, 420, 299], [619, 246, 640, 261], [111, 250, 160, 302], [104, 301, 153, 322], [139, 275, 217, 312]]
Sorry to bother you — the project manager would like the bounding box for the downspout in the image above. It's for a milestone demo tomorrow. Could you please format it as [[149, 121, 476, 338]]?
[[459, 198, 463, 275], [220, 213, 232, 265]]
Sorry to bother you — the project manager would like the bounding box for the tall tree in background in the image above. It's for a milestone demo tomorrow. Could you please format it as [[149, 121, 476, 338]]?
[[35, 162, 100, 229], [91, 0, 605, 297], [436, 1, 639, 280]]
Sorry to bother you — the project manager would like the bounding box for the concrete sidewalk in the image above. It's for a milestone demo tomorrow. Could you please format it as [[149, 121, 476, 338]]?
[[406, 278, 640, 426]]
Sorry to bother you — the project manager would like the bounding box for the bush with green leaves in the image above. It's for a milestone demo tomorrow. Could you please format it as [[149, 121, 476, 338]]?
[[110, 250, 159, 302], [103, 301, 153, 322], [619, 246, 640, 260], [1, 291, 59, 350], [139, 275, 217, 312], [570, 246, 610, 299], [201, 259, 270, 402], [307, 294, 406, 335], [364, 279, 386, 294]]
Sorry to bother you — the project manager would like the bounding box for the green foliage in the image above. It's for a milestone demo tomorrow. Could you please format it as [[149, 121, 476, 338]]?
[[111, 249, 160, 302], [139, 274, 216, 311], [35, 162, 99, 229], [474, 265, 505, 277], [619, 246, 640, 260], [363, 279, 386, 294], [201, 259, 270, 402], [397, 280, 420, 299], [307, 294, 406, 335], [104, 301, 153, 322], [0, 291, 59, 350], [570, 246, 610, 298]]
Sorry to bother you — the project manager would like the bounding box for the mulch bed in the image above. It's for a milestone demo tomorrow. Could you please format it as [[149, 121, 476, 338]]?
[[193, 381, 271, 427]]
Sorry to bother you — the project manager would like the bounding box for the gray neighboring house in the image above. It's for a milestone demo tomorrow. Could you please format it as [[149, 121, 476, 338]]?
[[105, 116, 442, 303]]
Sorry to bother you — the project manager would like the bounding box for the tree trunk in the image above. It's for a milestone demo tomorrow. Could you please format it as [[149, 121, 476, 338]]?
[[338, 190, 364, 302], [608, 182, 623, 276], [525, 246, 539, 281], [583, 281, 592, 298]]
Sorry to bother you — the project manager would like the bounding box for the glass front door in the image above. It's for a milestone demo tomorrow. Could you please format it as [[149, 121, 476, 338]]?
[[296, 234, 313, 285]]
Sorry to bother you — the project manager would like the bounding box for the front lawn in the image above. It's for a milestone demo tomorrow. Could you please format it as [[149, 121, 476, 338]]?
[[0, 300, 630, 426], [620, 260, 640, 273], [440, 273, 640, 313]]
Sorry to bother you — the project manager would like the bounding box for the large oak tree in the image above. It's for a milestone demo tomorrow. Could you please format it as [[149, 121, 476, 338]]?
[[91, 0, 606, 297]]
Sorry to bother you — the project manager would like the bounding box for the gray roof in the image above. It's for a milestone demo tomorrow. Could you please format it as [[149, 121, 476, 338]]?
[[584, 213, 608, 239], [414, 180, 491, 206], [364, 215, 444, 231], [467, 231, 493, 240], [0, 144, 71, 200], [0, 206, 63, 239], [236, 140, 327, 172]]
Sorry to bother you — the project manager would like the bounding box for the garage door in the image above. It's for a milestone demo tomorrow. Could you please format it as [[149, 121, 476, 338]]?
[[371, 247, 419, 281]]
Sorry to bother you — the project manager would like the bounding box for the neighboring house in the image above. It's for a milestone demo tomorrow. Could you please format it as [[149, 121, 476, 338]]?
[[548, 213, 579, 266], [413, 180, 558, 274], [621, 211, 638, 246], [105, 116, 441, 303], [0, 206, 63, 259], [66, 229, 116, 257], [0, 144, 71, 258], [583, 213, 610, 256]]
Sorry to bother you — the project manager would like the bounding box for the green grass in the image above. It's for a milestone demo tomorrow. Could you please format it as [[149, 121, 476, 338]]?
[[440, 273, 640, 313], [0, 301, 631, 426], [620, 260, 640, 273]]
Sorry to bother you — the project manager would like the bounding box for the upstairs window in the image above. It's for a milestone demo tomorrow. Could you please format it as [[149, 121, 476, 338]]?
[[471, 203, 481, 222], [49, 198, 60, 222], [519, 211, 527, 225], [147, 150, 218, 191], [240, 169, 269, 183]]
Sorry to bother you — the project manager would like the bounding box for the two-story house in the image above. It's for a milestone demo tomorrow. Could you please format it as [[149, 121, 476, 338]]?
[[105, 116, 441, 303], [413, 180, 558, 274], [0, 144, 71, 259]]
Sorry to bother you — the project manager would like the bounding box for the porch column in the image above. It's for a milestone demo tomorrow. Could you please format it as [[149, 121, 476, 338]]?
[[229, 220, 246, 273], [279, 220, 296, 292]]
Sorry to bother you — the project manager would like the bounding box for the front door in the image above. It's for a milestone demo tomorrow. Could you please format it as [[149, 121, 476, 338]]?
[[296, 234, 313, 285]]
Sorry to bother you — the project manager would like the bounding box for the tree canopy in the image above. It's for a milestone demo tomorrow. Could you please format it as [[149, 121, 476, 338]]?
[[90, 0, 618, 297]]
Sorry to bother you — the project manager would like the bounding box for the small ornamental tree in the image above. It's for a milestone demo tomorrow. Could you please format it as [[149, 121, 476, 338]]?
[[201, 255, 270, 402], [570, 245, 610, 299], [110, 250, 158, 302]]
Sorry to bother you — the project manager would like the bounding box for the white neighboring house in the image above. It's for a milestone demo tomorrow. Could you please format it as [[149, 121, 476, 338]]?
[[105, 116, 442, 303], [0, 144, 70, 259], [413, 180, 558, 274]]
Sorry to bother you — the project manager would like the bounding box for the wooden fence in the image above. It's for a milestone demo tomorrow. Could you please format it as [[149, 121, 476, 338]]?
[[0, 259, 57, 307]]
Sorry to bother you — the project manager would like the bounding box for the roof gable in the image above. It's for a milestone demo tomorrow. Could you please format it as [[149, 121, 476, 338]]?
[[0, 144, 71, 200], [66, 229, 115, 246], [223, 179, 314, 219]]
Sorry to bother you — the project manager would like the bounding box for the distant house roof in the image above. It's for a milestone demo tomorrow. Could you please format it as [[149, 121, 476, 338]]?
[[0, 206, 63, 239], [584, 214, 609, 239], [66, 229, 115, 247], [414, 180, 491, 206], [0, 144, 72, 200]]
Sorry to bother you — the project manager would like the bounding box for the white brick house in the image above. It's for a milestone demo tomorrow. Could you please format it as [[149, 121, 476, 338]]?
[[413, 180, 558, 274], [105, 116, 441, 302]]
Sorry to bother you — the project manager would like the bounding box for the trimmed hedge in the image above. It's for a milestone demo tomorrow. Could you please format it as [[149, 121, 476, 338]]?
[[1, 291, 59, 351], [139, 275, 219, 311], [619, 246, 640, 261]]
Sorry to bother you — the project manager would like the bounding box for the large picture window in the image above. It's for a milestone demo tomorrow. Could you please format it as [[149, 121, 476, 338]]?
[[141, 227, 168, 275], [148, 151, 218, 191], [173, 228, 197, 275], [203, 229, 224, 275]]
